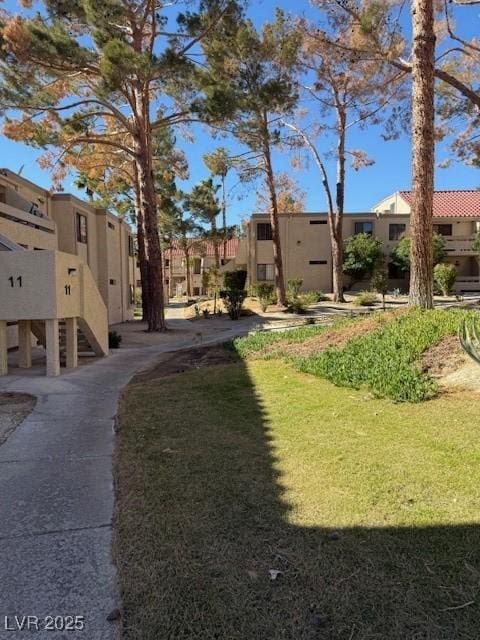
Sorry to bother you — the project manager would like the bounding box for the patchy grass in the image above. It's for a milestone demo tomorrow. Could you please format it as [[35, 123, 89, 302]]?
[[234, 308, 480, 402], [296, 309, 479, 402], [115, 358, 480, 640]]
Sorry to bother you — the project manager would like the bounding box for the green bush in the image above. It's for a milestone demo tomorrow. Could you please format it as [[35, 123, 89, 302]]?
[[434, 263, 457, 297], [253, 283, 276, 312], [287, 278, 303, 298], [299, 290, 328, 305], [220, 288, 246, 320], [295, 309, 478, 402], [224, 270, 247, 291], [109, 330, 122, 349], [286, 298, 307, 314], [353, 291, 377, 306]]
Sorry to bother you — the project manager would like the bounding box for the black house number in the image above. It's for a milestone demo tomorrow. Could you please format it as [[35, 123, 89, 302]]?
[[65, 285, 71, 295], [8, 276, 22, 288]]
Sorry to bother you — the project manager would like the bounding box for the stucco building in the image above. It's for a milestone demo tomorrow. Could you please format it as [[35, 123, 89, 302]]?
[[164, 237, 245, 297], [245, 190, 480, 294], [0, 168, 136, 376]]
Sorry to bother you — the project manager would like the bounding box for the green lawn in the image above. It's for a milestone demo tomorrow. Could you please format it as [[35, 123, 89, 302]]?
[[115, 358, 480, 640]]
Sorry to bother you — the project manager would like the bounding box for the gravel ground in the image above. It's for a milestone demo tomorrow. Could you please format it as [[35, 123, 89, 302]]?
[[0, 392, 36, 445]]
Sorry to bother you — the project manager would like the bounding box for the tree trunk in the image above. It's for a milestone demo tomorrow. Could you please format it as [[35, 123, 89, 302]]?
[[409, 0, 436, 309], [135, 150, 166, 330], [135, 200, 150, 322], [184, 247, 192, 297], [331, 113, 347, 303], [168, 246, 173, 299], [221, 173, 227, 263], [261, 113, 287, 306], [133, 164, 150, 321], [212, 217, 220, 269]]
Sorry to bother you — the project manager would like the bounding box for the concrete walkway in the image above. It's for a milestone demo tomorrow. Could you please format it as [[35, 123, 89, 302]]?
[[0, 310, 254, 639]]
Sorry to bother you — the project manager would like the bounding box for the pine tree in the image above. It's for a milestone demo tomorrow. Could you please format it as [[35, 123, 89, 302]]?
[[197, 10, 300, 306], [0, 0, 236, 330]]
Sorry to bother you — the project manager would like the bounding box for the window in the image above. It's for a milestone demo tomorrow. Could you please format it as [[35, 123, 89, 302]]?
[[108, 221, 115, 230], [76, 213, 88, 244], [309, 260, 328, 265], [193, 258, 201, 275], [309, 220, 327, 225], [109, 278, 116, 285], [193, 287, 201, 296], [128, 236, 135, 257], [433, 223, 452, 237], [257, 223, 273, 241], [354, 221, 373, 235], [389, 223, 406, 241], [257, 264, 274, 281], [165, 258, 170, 267]]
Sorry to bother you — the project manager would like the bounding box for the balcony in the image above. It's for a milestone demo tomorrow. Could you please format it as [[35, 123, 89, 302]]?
[[444, 236, 477, 255], [0, 200, 56, 234]]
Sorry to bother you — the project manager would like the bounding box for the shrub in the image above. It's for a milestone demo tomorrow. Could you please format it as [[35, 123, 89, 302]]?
[[224, 270, 247, 291], [109, 330, 122, 349], [285, 297, 307, 314], [298, 290, 328, 305], [353, 291, 377, 306], [434, 263, 457, 297], [220, 288, 246, 320], [253, 283, 276, 312], [287, 278, 303, 298]]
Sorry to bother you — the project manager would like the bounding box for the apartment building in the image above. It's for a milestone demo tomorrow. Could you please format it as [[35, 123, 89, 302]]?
[[164, 237, 245, 297], [245, 190, 480, 294], [0, 169, 136, 374], [0, 168, 136, 324]]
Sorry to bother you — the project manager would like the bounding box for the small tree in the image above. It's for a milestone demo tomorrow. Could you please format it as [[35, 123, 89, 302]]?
[[254, 283, 276, 312], [221, 270, 248, 320], [371, 268, 389, 311], [434, 263, 457, 297], [343, 233, 383, 286], [391, 233, 446, 273], [202, 267, 222, 314]]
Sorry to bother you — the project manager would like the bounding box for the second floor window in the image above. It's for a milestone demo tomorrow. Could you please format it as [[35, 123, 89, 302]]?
[[257, 222, 273, 240], [433, 223, 453, 237], [389, 223, 406, 241], [354, 221, 373, 236], [193, 258, 202, 274], [76, 213, 88, 244]]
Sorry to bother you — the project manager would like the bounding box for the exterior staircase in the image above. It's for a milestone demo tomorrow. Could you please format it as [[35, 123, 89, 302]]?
[[0, 249, 109, 376]]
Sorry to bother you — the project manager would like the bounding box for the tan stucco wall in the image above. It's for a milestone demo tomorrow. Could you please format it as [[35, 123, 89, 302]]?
[[1, 171, 135, 330]]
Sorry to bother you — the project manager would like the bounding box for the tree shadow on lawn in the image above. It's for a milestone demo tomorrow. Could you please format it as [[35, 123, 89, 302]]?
[[114, 355, 480, 640]]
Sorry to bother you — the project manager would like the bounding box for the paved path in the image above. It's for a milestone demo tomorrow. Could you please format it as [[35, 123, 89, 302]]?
[[0, 311, 252, 639]]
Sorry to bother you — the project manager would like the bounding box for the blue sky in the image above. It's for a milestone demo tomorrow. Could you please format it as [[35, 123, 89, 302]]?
[[1, 0, 479, 223]]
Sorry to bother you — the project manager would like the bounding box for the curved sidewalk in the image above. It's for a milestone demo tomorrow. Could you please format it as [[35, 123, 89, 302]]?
[[0, 315, 252, 639]]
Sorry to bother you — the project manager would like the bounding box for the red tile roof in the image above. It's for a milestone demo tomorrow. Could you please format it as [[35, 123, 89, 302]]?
[[167, 237, 240, 258], [399, 190, 480, 218]]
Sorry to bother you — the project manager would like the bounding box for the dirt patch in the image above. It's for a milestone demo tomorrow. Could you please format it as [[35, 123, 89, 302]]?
[[0, 392, 36, 446], [419, 335, 466, 378], [131, 345, 237, 384], [278, 311, 402, 358]]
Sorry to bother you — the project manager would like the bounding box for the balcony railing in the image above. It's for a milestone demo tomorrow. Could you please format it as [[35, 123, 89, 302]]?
[[0, 200, 55, 234], [444, 237, 477, 253]]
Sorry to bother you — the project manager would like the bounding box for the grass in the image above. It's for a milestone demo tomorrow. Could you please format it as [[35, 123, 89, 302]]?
[[231, 315, 354, 358], [234, 308, 480, 402], [115, 358, 480, 640]]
